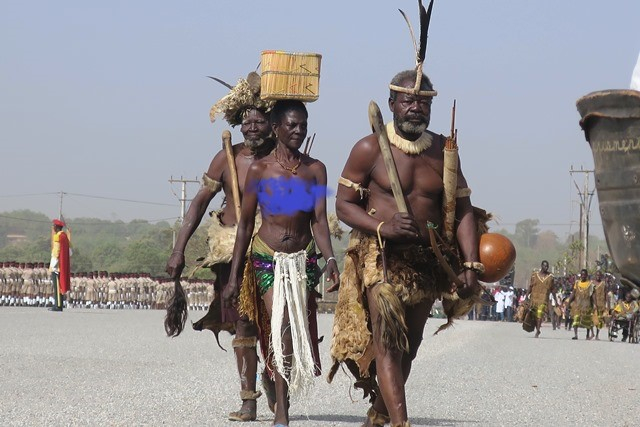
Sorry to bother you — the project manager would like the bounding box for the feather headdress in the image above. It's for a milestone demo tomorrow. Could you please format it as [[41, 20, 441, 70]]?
[[209, 71, 275, 126], [389, 0, 438, 97]]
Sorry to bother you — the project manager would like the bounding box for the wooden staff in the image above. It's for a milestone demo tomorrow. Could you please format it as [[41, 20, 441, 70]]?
[[222, 130, 242, 222], [442, 100, 458, 243], [368, 101, 408, 213]]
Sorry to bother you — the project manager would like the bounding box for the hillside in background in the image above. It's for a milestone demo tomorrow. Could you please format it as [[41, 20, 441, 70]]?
[[0, 210, 609, 285], [0, 210, 349, 279]]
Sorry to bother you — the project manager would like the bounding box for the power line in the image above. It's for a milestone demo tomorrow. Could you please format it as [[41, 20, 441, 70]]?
[[0, 192, 60, 198], [0, 214, 180, 225], [0, 215, 52, 224], [65, 192, 177, 207], [0, 191, 177, 207]]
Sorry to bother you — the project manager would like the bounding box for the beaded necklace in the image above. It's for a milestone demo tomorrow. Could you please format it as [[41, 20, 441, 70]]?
[[273, 148, 301, 175]]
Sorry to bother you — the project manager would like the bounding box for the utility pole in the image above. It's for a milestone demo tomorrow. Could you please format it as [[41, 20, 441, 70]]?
[[570, 166, 595, 270], [168, 176, 199, 246], [58, 190, 64, 219]]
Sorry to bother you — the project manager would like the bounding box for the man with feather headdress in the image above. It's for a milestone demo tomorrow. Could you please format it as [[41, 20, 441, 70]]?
[[328, 1, 485, 426], [165, 72, 276, 422]]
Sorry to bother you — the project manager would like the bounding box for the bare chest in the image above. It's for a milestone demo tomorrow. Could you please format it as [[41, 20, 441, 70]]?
[[370, 150, 444, 198]]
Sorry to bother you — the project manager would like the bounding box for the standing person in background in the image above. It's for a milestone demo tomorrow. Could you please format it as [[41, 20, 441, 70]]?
[[503, 286, 515, 322], [562, 297, 573, 330], [592, 270, 607, 340], [528, 260, 555, 338], [548, 284, 559, 330], [552, 285, 564, 330], [606, 280, 618, 327], [49, 219, 70, 312], [567, 269, 595, 340], [495, 287, 505, 321]]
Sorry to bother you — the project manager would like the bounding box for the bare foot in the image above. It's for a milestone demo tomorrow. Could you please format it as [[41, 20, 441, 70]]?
[[272, 400, 291, 427]]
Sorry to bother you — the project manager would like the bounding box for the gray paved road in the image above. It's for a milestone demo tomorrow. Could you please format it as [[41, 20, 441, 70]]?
[[1, 307, 639, 426]]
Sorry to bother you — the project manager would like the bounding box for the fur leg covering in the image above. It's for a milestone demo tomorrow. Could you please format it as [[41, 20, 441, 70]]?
[[373, 282, 409, 353]]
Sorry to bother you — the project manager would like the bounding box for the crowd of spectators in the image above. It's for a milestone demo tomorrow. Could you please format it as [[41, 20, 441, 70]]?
[[468, 272, 634, 328]]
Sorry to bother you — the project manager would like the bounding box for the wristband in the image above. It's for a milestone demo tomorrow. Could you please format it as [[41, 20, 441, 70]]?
[[462, 261, 485, 274], [326, 256, 336, 263]]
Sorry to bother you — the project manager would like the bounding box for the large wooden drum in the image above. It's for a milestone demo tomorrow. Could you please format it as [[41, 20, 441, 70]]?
[[577, 90, 640, 289]]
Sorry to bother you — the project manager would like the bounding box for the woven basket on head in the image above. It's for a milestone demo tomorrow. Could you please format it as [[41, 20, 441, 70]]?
[[260, 50, 321, 102]]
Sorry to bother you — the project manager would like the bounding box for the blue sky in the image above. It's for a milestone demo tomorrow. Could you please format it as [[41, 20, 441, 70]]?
[[2, 0, 639, 240]]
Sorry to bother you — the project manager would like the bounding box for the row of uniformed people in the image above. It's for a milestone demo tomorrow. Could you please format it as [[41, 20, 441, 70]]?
[[0, 261, 52, 307], [0, 261, 213, 310]]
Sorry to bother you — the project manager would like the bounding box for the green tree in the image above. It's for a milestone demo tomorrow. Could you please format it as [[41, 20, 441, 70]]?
[[514, 219, 540, 248], [117, 240, 166, 275], [70, 247, 93, 273]]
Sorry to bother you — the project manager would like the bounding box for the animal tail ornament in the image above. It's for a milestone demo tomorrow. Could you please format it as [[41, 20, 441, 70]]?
[[191, 297, 236, 351], [374, 282, 409, 353], [164, 278, 188, 337]]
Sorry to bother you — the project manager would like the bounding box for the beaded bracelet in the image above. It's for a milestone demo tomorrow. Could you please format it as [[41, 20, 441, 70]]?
[[462, 261, 485, 274]]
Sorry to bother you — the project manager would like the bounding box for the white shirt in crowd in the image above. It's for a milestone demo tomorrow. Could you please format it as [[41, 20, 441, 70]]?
[[503, 289, 514, 308], [555, 290, 564, 306], [495, 291, 505, 313]]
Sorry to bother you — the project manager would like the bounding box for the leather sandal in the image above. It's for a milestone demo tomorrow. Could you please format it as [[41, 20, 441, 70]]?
[[228, 408, 256, 422], [228, 390, 261, 422]]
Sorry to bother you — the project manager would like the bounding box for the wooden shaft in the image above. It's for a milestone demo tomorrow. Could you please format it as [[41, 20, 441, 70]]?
[[443, 100, 459, 243], [368, 101, 408, 213], [222, 130, 242, 222], [307, 132, 316, 155]]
